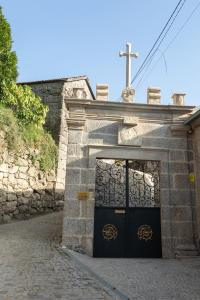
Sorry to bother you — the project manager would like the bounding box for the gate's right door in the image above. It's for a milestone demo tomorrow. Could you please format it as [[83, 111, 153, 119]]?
[[126, 208, 162, 258], [126, 160, 162, 258]]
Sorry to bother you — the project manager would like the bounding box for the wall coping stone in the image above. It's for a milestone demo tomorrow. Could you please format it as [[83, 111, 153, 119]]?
[[65, 98, 195, 114]]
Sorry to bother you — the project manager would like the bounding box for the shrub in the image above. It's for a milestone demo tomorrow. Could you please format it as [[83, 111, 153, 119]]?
[[0, 106, 57, 171], [0, 104, 22, 151], [22, 124, 57, 171], [1, 81, 48, 126]]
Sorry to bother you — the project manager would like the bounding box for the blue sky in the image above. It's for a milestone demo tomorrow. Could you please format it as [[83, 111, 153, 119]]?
[[1, 0, 200, 106]]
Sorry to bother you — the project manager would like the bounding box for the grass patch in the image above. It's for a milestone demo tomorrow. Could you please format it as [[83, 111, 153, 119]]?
[[0, 104, 23, 151], [22, 124, 57, 171], [0, 105, 57, 171]]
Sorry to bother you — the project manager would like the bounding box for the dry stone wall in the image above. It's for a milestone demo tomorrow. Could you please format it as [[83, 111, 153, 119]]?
[[28, 78, 94, 193], [30, 81, 64, 142], [0, 133, 63, 223]]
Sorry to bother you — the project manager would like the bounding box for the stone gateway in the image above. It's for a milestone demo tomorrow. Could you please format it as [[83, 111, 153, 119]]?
[[62, 92, 197, 258], [24, 77, 200, 259]]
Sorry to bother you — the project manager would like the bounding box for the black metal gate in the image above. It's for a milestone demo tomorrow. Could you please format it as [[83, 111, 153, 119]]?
[[93, 159, 162, 258]]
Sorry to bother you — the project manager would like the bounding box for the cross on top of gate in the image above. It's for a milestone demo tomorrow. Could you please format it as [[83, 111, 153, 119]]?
[[119, 43, 139, 88]]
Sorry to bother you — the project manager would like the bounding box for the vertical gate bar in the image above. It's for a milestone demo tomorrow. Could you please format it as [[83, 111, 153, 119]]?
[[124, 160, 129, 257], [125, 160, 129, 209]]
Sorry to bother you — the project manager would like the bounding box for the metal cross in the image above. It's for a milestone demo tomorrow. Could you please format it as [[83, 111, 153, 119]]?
[[119, 43, 139, 88]]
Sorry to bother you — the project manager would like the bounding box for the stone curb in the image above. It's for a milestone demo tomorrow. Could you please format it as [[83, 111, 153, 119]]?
[[57, 247, 130, 300]]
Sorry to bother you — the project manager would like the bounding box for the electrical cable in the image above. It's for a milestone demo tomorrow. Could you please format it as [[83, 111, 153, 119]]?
[[134, 0, 186, 85], [131, 0, 186, 84], [134, 0, 186, 88], [135, 0, 200, 90]]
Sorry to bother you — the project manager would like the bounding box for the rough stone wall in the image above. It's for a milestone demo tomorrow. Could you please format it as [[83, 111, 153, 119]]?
[[29, 79, 93, 143], [62, 101, 196, 258], [0, 133, 63, 223], [191, 119, 200, 252], [28, 79, 94, 194], [30, 82, 64, 142]]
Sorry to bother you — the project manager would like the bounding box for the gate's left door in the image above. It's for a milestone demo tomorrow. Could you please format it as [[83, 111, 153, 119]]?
[[93, 208, 125, 257], [93, 159, 126, 257]]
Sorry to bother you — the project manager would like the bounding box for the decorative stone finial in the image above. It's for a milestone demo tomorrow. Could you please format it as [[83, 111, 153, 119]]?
[[121, 87, 135, 103], [96, 84, 109, 101], [147, 87, 161, 105], [171, 93, 186, 106]]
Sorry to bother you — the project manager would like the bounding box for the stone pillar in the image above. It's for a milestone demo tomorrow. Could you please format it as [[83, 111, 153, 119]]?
[[147, 87, 161, 105], [96, 84, 109, 101], [166, 125, 197, 256], [172, 93, 186, 106], [190, 118, 200, 252], [62, 106, 94, 254], [55, 102, 68, 198]]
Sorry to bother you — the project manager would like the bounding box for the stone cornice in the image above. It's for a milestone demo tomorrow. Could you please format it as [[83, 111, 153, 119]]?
[[65, 98, 195, 114]]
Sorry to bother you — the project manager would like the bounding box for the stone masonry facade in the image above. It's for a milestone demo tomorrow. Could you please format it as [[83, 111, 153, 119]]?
[[0, 132, 63, 223], [0, 77, 94, 223], [185, 110, 200, 252], [62, 97, 198, 258], [18, 76, 200, 258], [22, 77, 94, 196]]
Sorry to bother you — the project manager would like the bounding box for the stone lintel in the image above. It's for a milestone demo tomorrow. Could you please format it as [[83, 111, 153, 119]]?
[[170, 125, 190, 136], [67, 118, 86, 130], [123, 116, 138, 126], [170, 125, 190, 131], [68, 107, 86, 118]]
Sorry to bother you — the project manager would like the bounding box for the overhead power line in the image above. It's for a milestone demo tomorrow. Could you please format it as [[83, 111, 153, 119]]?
[[135, 0, 200, 90], [134, 0, 186, 82], [131, 0, 186, 84]]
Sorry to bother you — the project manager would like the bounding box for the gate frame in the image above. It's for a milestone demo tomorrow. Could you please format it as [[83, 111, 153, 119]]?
[[86, 145, 172, 258], [93, 158, 162, 258]]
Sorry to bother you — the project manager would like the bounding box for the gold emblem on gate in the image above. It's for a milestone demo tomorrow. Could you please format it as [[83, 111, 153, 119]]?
[[102, 224, 118, 240], [137, 225, 153, 242]]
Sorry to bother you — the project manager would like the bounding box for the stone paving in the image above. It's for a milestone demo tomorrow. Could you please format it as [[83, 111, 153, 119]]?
[[69, 250, 200, 300], [1, 211, 200, 300], [0, 212, 113, 300]]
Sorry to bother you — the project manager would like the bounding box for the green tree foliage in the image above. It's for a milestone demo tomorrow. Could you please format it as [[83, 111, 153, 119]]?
[[0, 7, 48, 126], [1, 82, 48, 126], [0, 7, 18, 88], [0, 8, 56, 171]]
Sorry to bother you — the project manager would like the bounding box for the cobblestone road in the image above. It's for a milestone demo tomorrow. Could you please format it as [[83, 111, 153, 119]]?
[[0, 212, 113, 300], [1, 212, 200, 300], [70, 250, 200, 300]]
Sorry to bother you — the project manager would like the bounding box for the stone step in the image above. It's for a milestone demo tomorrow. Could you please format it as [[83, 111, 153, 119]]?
[[175, 244, 199, 257]]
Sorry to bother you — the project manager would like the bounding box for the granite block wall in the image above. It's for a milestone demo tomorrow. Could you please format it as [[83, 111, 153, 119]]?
[[190, 119, 200, 252], [62, 101, 196, 257]]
